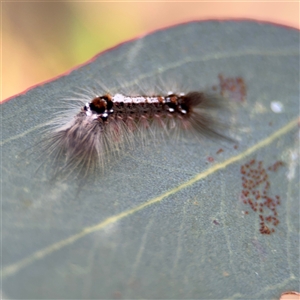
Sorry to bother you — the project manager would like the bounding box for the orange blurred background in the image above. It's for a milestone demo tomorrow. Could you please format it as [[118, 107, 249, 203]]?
[[2, 2, 299, 101]]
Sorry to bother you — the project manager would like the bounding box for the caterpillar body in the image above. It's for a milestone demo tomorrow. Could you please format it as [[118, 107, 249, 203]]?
[[41, 89, 234, 179]]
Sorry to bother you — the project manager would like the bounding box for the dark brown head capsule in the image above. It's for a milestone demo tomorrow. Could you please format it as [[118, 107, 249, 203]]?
[[90, 97, 107, 114]]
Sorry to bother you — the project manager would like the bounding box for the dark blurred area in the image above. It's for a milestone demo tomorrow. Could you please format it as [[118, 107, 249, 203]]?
[[2, 2, 299, 100]]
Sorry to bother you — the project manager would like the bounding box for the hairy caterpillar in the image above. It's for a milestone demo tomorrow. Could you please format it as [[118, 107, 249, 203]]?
[[40, 88, 234, 180]]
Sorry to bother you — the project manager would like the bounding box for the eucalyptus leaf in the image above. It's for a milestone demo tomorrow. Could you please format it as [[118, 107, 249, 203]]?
[[1, 20, 299, 299]]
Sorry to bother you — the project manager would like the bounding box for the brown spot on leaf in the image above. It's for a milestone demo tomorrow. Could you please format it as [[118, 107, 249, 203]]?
[[207, 156, 214, 163], [216, 148, 224, 154], [218, 74, 247, 102], [240, 159, 284, 234]]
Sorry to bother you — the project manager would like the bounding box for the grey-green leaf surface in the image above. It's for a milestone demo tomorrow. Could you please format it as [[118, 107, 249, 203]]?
[[1, 21, 299, 299]]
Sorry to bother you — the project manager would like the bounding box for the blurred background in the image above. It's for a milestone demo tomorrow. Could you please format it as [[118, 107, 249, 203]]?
[[2, 2, 299, 101]]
